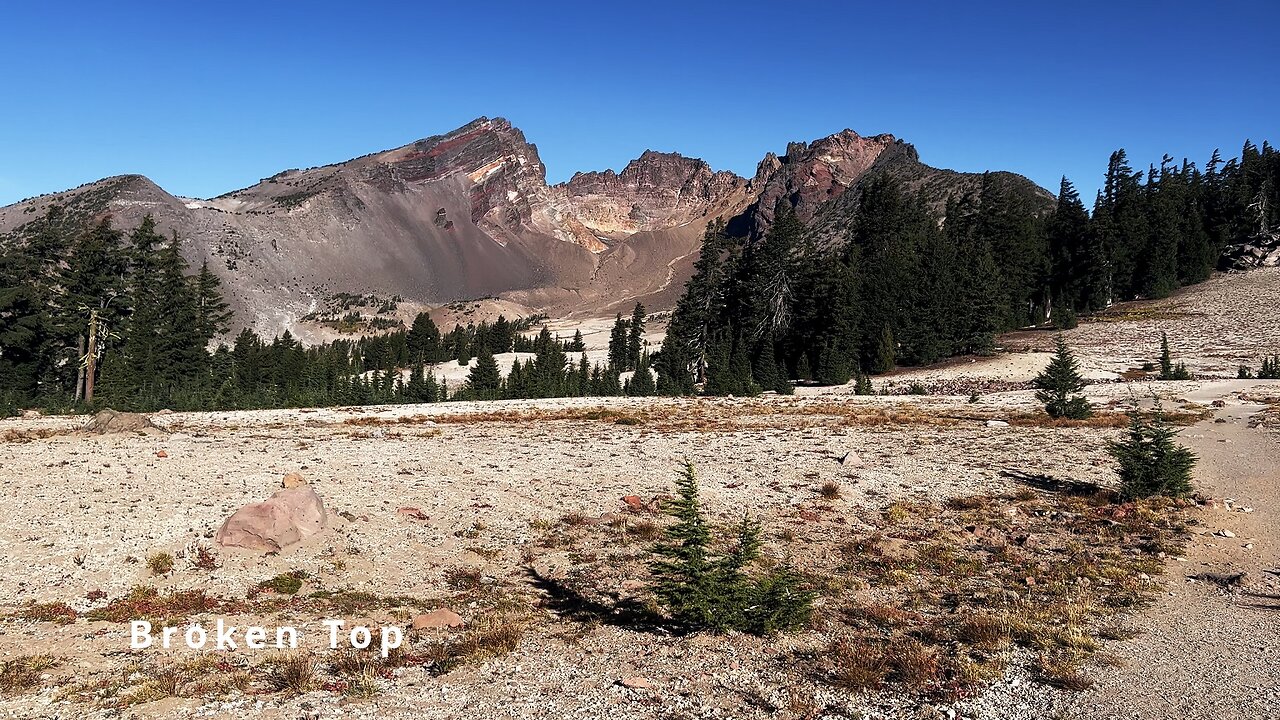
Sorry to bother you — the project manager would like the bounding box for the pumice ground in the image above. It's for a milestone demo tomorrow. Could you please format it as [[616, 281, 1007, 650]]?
[[1, 269, 1279, 720]]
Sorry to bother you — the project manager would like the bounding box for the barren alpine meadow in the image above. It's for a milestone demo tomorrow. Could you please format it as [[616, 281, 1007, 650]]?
[[2, 270, 1280, 720]]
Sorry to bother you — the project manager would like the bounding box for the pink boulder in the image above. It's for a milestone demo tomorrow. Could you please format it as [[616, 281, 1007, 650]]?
[[215, 485, 328, 552], [412, 608, 465, 630]]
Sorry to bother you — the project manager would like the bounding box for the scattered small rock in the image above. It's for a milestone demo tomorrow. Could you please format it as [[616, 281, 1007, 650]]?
[[397, 507, 429, 521], [985, 420, 1010, 428], [282, 471, 307, 488]]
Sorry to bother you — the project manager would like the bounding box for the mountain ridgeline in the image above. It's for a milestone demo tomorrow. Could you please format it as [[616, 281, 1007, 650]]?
[[1, 118, 1277, 413], [0, 119, 1047, 335], [656, 141, 1280, 394]]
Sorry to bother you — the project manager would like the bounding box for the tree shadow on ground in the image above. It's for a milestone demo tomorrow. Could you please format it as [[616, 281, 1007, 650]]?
[[1001, 469, 1118, 500], [523, 568, 674, 635]]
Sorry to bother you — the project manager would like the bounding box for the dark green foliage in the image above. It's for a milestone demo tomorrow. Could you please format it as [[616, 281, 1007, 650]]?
[[853, 372, 873, 395], [607, 313, 628, 370], [193, 260, 233, 342], [659, 141, 1277, 395], [649, 463, 814, 635], [1238, 364, 1254, 379], [703, 328, 760, 397], [1157, 332, 1191, 380], [1108, 407, 1197, 499], [627, 357, 657, 397], [465, 346, 502, 400], [626, 303, 646, 371], [1259, 355, 1280, 379], [1033, 336, 1092, 419], [406, 312, 444, 363]]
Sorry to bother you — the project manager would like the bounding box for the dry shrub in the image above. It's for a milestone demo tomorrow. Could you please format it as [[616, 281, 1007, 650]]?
[[444, 566, 484, 591], [844, 603, 919, 630], [189, 545, 218, 571], [945, 495, 993, 511], [1034, 652, 1094, 691], [0, 655, 58, 695], [559, 511, 593, 527], [11, 600, 77, 625], [1096, 623, 1141, 641], [86, 585, 223, 623], [819, 480, 842, 500], [0, 428, 65, 443], [625, 518, 663, 540], [262, 652, 317, 695], [146, 552, 175, 575], [827, 638, 887, 691]]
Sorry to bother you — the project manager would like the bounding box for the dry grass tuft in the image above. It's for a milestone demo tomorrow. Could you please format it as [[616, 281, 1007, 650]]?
[[262, 652, 317, 695], [625, 518, 664, 540], [146, 552, 174, 575], [0, 428, 66, 443], [422, 615, 526, 676], [827, 638, 887, 691], [819, 480, 842, 500], [0, 655, 59, 695], [955, 613, 1011, 649], [1034, 652, 1095, 691], [444, 566, 484, 591]]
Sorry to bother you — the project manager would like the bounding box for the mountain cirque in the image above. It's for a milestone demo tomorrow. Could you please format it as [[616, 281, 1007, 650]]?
[[0, 118, 1050, 335]]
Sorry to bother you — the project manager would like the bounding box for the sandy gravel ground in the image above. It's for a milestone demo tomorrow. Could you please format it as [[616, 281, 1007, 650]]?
[[1, 270, 1279, 720], [1068, 384, 1280, 720]]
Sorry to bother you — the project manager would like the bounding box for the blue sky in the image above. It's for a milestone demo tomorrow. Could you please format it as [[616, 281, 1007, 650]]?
[[1, 1, 1275, 207]]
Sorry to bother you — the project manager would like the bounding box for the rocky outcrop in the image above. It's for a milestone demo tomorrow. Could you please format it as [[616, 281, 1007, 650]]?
[[558, 151, 746, 238], [1220, 229, 1280, 271], [0, 117, 1055, 330], [78, 409, 165, 436], [743, 131, 1056, 243], [746, 130, 897, 236]]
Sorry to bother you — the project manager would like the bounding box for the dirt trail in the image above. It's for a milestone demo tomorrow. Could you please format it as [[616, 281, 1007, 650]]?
[[1069, 381, 1280, 720]]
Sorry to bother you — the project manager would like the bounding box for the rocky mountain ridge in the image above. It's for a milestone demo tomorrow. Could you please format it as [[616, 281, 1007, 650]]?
[[0, 117, 1053, 335]]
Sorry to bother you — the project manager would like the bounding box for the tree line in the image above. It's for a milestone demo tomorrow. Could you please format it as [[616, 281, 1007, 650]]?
[[656, 140, 1279, 395], [2, 140, 1276, 414], [0, 208, 657, 415]]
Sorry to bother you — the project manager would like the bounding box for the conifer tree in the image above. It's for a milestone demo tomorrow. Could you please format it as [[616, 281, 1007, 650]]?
[[649, 462, 813, 634], [407, 312, 443, 363], [193, 260, 232, 343], [1033, 336, 1091, 419], [627, 357, 657, 397], [466, 346, 502, 400], [626, 303, 646, 370], [1109, 405, 1197, 499], [1157, 332, 1191, 380], [607, 313, 628, 370]]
